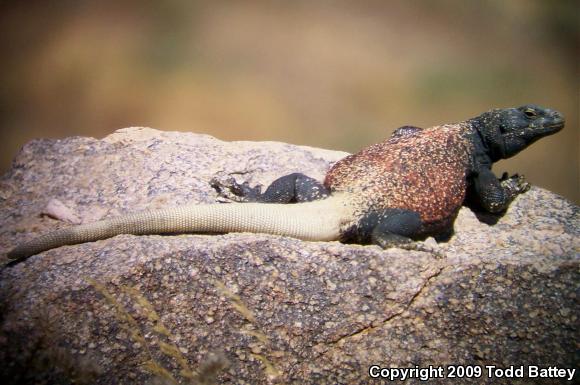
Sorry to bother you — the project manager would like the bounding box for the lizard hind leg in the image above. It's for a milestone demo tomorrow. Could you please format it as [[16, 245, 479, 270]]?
[[362, 209, 445, 257], [346, 208, 422, 246], [366, 208, 423, 248], [351, 208, 442, 255], [212, 173, 330, 203]]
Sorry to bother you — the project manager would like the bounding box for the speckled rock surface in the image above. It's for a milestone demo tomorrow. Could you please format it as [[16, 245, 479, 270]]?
[[0, 128, 578, 385]]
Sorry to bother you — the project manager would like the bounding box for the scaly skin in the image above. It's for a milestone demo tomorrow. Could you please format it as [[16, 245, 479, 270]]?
[[7, 104, 564, 263], [326, 122, 473, 239], [7, 197, 351, 261], [216, 104, 564, 247]]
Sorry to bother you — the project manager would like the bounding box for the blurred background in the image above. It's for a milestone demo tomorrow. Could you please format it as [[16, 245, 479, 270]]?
[[0, 0, 577, 202]]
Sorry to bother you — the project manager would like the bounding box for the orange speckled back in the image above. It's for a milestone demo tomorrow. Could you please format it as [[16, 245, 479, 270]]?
[[325, 123, 474, 232]]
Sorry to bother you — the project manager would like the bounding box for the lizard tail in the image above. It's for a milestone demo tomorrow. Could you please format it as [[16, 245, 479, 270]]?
[[7, 196, 350, 261]]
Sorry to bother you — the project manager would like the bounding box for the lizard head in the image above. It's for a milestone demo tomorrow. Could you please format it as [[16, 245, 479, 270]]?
[[473, 104, 565, 161]]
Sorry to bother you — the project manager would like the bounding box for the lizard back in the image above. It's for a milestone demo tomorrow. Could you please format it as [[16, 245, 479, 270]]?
[[324, 123, 474, 234]]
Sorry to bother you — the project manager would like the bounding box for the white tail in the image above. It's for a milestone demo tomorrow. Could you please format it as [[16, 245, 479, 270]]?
[[8, 196, 350, 261]]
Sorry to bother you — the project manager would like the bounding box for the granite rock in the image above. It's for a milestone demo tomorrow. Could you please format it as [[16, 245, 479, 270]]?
[[0, 128, 578, 384]]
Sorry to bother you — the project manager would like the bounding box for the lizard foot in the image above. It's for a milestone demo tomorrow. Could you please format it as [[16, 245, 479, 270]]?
[[374, 236, 445, 258], [370, 228, 445, 258], [500, 173, 530, 200], [407, 239, 446, 259], [210, 177, 262, 202], [391, 241, 446, 258]]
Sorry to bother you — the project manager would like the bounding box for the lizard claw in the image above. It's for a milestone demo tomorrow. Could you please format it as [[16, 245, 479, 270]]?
[[372, 233, 446, 258], [396, 241, 446, 259], [210, 177, 242, 202], [500, 174, 530, 198], [210, 177, 261, 202]]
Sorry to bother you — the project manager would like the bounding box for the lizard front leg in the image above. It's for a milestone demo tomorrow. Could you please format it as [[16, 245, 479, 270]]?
[[470, 168, 530, 213]]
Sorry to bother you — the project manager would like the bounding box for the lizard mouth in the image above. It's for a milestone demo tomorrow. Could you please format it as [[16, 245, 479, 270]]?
[[536, 118, 565, 134], [544, 121, 565, 131]]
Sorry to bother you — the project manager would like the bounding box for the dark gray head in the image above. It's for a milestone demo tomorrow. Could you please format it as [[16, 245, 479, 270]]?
[[471, 104, 565, 161]]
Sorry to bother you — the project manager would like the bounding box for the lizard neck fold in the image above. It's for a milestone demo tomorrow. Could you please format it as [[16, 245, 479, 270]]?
[[466, 119, 494, 171], [468, 116, 504, 162]]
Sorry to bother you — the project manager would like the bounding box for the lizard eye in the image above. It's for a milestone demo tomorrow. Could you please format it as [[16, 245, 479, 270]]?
[[524, 108, 537, 118]]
